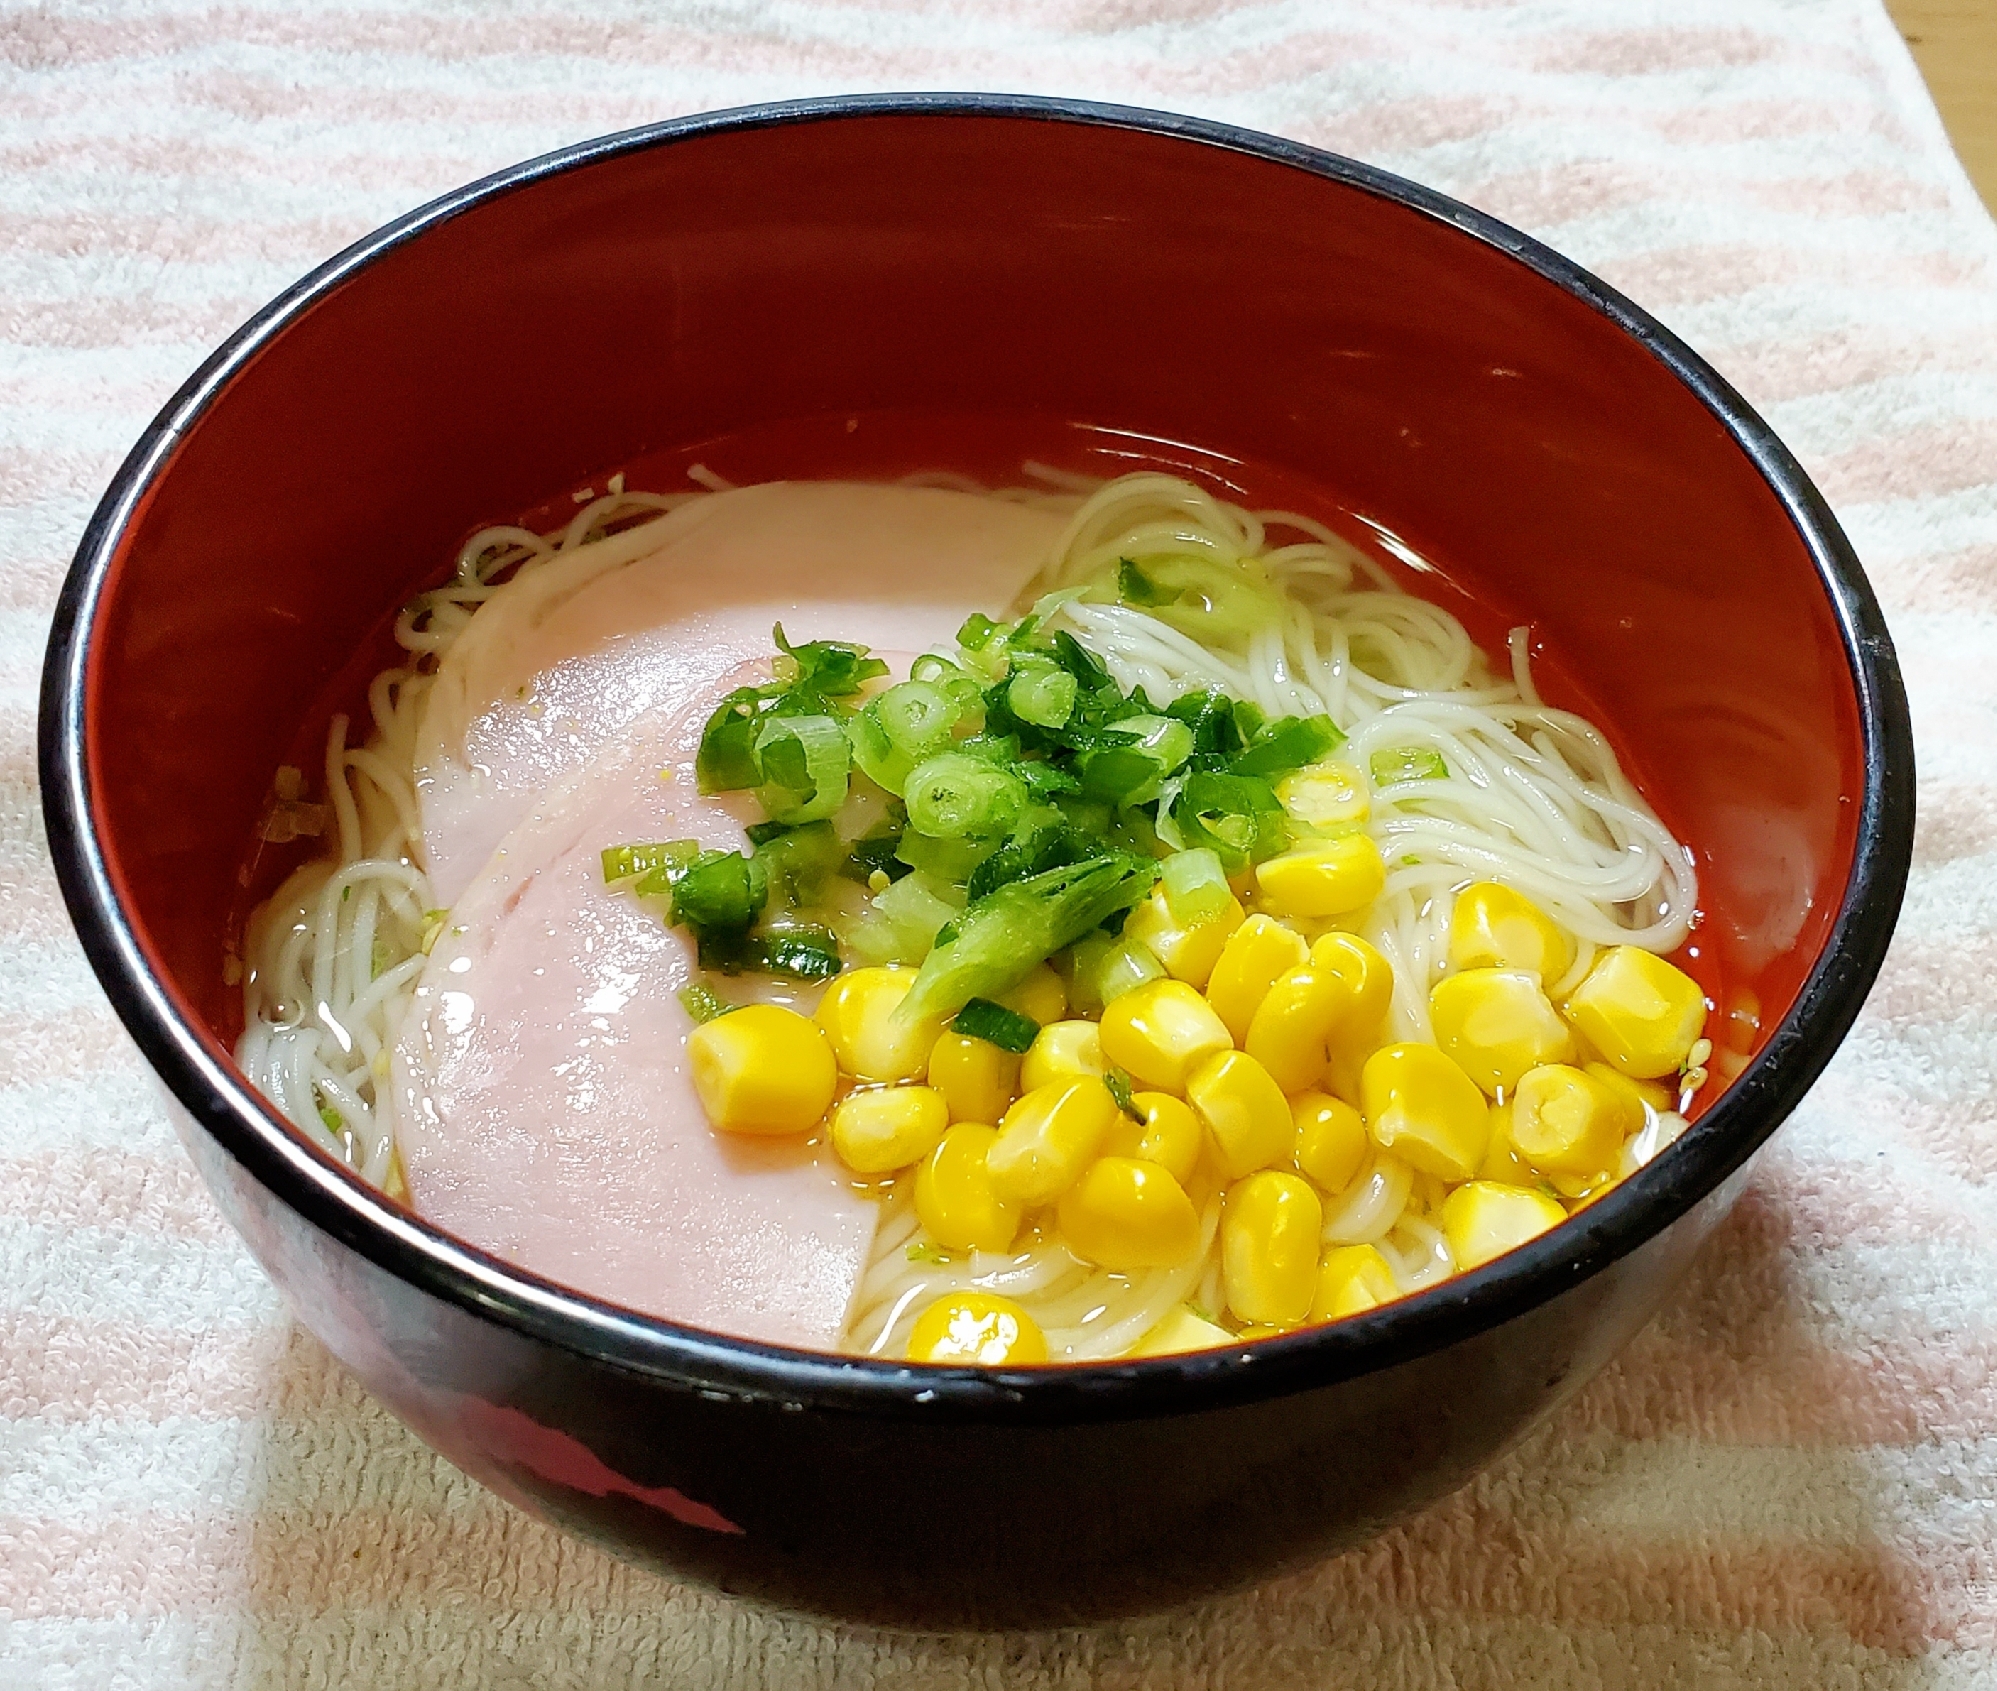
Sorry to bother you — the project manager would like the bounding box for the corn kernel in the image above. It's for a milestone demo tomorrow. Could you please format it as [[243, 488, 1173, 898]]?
[[999, 963, 1067, 1027], [1238, 967, 1334, 1092], [1121, 885, 1247, 991], [1205, 916, 1309, 1043], [1133, 1305, 1235, 1356], [1057, 1156, 1203, 1269], [1293, 1090, 1368, 1193], [926, 1031, 1020, 1125], [1276, 759, 1370, 829], [1360, 1043, 1489, 1182], [1510, 1063, 1624, 1178], [1564, 946, 1707, 1079], [815, 965, 938, 1083], [1098, 978, 1234, 1093], [987, 1079, 1119, 1206], [1102, 1091, 1203, 1184], [1254, 835, 1386, 919], [1428, 968, 1574, 1096], [1310, 931, 1396, 1037], [907, 1292, 1047, 1364], [829, 1085, 951, 1175], [1478, 1098, 1535, 1185], [914, 1123, 1020, 1252], [1311, 1243, 1399, 1320], [687, 1004, 837, 1135], [1187, 1049, 1293, 1179], [1581, 1061, 1654, 1137], [1441, 1180, 1567, 1270], [1020, 1019, 1105, 1092], [1448, 882, 1573, 982], [1222, 1171, 1323, 1326]]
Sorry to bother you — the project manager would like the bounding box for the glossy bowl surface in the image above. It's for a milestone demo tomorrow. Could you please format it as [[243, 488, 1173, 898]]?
[[40, 96, 1912, 1628]]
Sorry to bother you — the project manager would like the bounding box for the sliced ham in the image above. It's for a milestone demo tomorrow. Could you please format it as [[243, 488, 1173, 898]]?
[[393, 482, 1058, 1346], [391, 715, 880, 1348]]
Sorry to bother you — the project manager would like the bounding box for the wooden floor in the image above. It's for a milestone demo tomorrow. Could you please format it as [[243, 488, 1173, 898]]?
[[1882, 0, 1997, 211]]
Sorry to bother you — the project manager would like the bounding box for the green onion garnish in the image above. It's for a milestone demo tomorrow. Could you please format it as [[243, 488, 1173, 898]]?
[[1104, 1066, 1143, 1120], [949, 997, 1040, 1054], [678, 981, 735, 1023], [602, 840, 700, 885], [1370, 747, 1449, 785]]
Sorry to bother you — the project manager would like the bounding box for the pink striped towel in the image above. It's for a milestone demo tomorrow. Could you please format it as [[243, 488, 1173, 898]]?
[[3, 1, 1994, 1684]]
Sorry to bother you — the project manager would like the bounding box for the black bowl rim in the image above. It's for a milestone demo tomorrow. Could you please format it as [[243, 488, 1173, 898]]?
[[39, 93, 1914, 1425]]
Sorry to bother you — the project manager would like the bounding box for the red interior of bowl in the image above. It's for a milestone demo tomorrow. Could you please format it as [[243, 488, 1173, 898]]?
[[84, 111, 1861, 1108]]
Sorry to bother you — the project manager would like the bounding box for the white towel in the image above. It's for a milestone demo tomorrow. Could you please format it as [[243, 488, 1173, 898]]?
[[2, 1, 1994, 1684]]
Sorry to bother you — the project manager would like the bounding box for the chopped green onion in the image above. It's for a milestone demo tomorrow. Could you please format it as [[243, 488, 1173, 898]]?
[[1051, 630, 1110, 689], [862, 871, 965, 964], [1370, 746, 1449, 785], [770, 623, 888, 698], [847, 679, 963, 794], [370, 937, 392, 981], [601, 840, 700, 884], [669, 851, 768, 932], [1104, 1066, 1143, 1120], [1162, 771, 1290, 872], [1095, 935, 1166, 1004], [956, 612, 1005, 652], [695, 688, 767, 793], [754, 712, 850, 824], [678, 981, 735, 1023], [318, 1104, 343, 1133], [842, 828, 911, 885], [1232, 714, 1342, 779], [906, 1241, 953, 1265], [1117, 557, 1178, 607], [1160, 848, 1234, 925], [757, 924, 843, 981], [950, 996, 1040, 1054], [1007, 662, 1078, 730], [894, 828, 994, 885], [898, 853, 1158, 1025], [904, 752, 1026, 840]]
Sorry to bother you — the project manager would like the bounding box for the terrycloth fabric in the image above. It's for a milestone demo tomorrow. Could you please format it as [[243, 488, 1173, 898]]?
[[3, 0, 1994, 1683]]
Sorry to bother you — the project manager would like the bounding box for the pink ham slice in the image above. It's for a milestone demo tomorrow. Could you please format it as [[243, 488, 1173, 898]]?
[[390, 708, 878, 1349]]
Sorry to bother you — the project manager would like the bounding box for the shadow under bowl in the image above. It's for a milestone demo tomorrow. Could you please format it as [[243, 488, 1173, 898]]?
[[39, 96, 1913, 1629]]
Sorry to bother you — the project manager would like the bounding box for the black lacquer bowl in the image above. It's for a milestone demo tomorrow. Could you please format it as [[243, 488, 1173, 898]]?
[[39, 97, 1913, 1628]]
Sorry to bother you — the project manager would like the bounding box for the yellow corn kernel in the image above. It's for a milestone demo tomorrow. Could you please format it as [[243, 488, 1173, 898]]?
[[829, 1085, 951, 1175], [1102, 1091, 1203, 1185], [987, 1079, 1119, 1206], [999, 963, 1068, 1028], [1581, 1061, 1656, 1137], [1222, 1171, 1323, 1326], [1310, 931, 1396, 1037], [1099, 978, 1234, 1093], [926, 1031, 1020, 1125], [1428, 968, 1574, 1097], [914, 1123, 1020, 1253], [1478, 1098, 1535, 1185], [814, 965, 938, 1083], [907, 1292, 1047, 1365], [1133, 1305, 1235, 1356], [1254, 835, 1386, 919], [1121, 884, 1248, 991], [1564, 946, 1707, 1079], [1293, 1090, 1368, 1193], [1276, 759, 1370, 829], [687, 1004, 837, 1135], [1020, 1019, 1105, 1093], [1510, 1063, 1625, 1178], [1311, 1243, 1399, 1321], [1187, 1049, 1294, 1179], [1057, 1156, 1203, 1269], [1205, 915, 1310, 1043], [1239, 966, 1336, 1092], [1360, 1043, 1489, 1182], [1448, 881, 1573, 982], [1440, 1180, 1567, 1271]]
